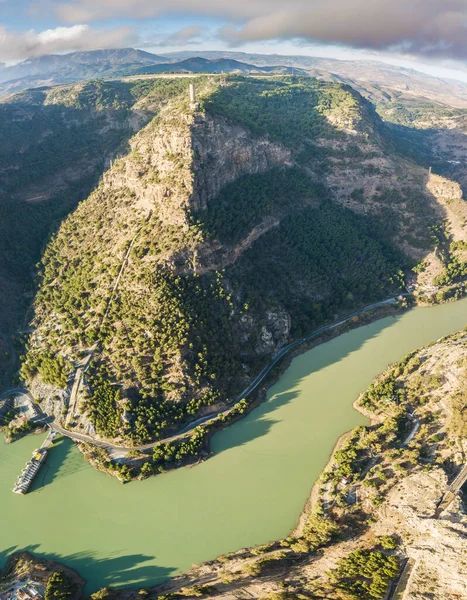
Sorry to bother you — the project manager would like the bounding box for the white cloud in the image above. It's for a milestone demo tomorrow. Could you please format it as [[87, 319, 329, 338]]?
[[53, 0, 467, 61], [0, 24, 136, 62], [141, 25, 209, 48], [165, 26, 207, 44]]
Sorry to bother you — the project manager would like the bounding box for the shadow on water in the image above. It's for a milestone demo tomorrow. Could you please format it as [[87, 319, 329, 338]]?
[[215, 312, 403, 455], [29, 438, 87, 494], [214, 390, 300, 455], [0, 545, 176, 592]]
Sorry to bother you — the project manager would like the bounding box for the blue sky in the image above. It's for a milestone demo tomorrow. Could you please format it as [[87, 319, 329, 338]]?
[[0, 0, 466, 83]]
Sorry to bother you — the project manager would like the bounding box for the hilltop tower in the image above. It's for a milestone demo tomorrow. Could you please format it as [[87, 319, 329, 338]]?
[[189, 84, 199, 109], [189, 84, 196, 103]]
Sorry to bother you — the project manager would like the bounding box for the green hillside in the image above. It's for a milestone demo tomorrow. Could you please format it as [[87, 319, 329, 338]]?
[[0, 78, 202, 342], [20, 76, 454, 446]]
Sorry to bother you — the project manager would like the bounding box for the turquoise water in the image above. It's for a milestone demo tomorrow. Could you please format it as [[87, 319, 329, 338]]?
[[1, 299, 466, 591]]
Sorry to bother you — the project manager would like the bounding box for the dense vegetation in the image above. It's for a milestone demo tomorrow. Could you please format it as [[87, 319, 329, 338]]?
[[46, 79, 196, 112], [329, 550, 399, 599], [227, 199, 405, 337], [0, 78, 201, 338], [20, 351, 70, 388], [202, 76, 362, 146], [195, 167, 324, 244], [45, 572, 75, 600]]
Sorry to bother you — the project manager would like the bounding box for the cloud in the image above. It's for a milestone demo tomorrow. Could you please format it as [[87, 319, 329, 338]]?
[[142, 25, 209, 48], [165, 26, 207, 44], [0, 24, 137, 62], [53, 0, 467, 60]]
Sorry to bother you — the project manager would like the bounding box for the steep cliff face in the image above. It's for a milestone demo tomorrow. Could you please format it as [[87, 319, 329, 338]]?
[[190, 114, 293, 210], [21, 77, 466, 444], [101, 107, 293, 236], [22, 86, 301, 442]]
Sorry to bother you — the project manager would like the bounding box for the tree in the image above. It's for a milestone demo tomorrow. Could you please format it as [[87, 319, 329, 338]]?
[[45, 572, 75, 600]]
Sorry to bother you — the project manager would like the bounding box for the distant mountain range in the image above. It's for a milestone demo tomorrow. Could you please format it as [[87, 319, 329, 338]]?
[[0, 48, 165, 82], [1, 47, 467, 108], [165, 51, 467, 108], [0, 49, 304, 96], [0, 48, 168, 96], [133, 56, 306, 75]]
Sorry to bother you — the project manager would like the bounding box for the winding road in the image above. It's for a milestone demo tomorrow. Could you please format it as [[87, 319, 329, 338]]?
[[48, 294, 404, 454]]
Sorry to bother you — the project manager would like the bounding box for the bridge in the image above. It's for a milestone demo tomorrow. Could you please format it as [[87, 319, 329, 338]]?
[[434, 463, 467, 517]]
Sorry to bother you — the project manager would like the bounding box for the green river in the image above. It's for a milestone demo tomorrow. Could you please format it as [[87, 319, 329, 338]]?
[[1, 299, 467, 591]]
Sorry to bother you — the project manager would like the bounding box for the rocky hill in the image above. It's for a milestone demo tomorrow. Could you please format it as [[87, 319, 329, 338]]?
[[0, 77, 199, 369], [19, 76, 467, 446]]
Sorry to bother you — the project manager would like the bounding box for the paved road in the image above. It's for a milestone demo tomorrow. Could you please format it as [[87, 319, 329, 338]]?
[[0, 387, 30, 401], [49, 295, 404, 453]]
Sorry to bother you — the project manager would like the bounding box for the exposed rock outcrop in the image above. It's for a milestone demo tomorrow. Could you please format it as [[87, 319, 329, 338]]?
[[191, 114, 293, 210]]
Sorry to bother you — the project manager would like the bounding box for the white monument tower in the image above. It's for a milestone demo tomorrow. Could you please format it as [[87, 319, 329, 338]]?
[[189, 84, 198, 109]]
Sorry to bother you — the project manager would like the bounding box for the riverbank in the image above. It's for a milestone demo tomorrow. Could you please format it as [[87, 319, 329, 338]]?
[[87, 298, 409, 482], [0, 552, 85, 600], [1, 423, 47, 445], [5, 324, 467, 600], [14, 282, 465, 480], [4, 295, 467, 593], [77, 284, 466, 484], [141, 326, 467, 600]]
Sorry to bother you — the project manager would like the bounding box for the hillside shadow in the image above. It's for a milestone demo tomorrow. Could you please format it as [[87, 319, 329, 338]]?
[[386, 119, 467, 197], [29, 437, 87, 494], [0, 97, 146, 356], [214, 311, 402, 455], [0, 545, 175, 592], [214, 389, 300, 454]]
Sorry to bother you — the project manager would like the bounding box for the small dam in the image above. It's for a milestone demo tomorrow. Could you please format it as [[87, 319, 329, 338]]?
[[13, 430, 56, 494]]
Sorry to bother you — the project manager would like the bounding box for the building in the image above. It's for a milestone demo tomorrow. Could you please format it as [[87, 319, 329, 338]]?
[[15, 585, 43, 600]]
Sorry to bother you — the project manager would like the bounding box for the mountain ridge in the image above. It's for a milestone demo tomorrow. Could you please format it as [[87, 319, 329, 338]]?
[[1, 47, 467, 109], [19, 76, 466, 454], [134, 56, 307, 75]]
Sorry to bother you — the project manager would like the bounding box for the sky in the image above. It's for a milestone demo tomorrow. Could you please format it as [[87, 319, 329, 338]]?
[[0, 0, 467, 82]]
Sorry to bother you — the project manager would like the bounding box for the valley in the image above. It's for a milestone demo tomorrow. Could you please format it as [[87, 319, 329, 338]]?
[[1, 59, 467, 600]]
